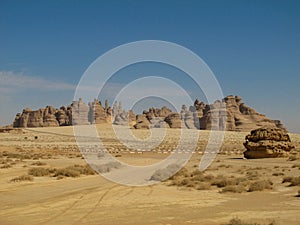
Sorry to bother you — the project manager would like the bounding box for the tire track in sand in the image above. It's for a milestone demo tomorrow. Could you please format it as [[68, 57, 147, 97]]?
[[73, 184, 119, 224]]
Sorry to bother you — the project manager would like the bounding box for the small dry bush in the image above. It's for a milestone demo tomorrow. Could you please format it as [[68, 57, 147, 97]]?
[[28, 167, 51, 176], [221, 184, 247, 193], [10, 175, 33, 182], [282, 176, 300, 186], [196, 182, 211, 190], [66, 164, 95, 175], [211, 175, 247, 188], [54, 168, 80, 177], [31, 161, 46, 166], [291, 164, 300, 169], [248, 180, 273, 192], [288, 155, 299, 161], [53, 164, 95, 177], [0, 164, 12, 169], [272, 172, 284, 176], [221, 217, 278, 225]]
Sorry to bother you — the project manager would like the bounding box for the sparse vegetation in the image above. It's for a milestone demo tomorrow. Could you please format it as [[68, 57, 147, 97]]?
[[0, 164, 12, 169], [272, 172, 284, 176], [54, 164, 95, 177], [282, 176, 300, 186], [28, 167, 51, 176], [248, 180, 273, 192], [221, 217, 278, 225], [221, 184, 247, 193], [31, 161, 47, 166], [10, 175, 33, 182], [27, 164, 95, 178], [288, 155, 298, 161]]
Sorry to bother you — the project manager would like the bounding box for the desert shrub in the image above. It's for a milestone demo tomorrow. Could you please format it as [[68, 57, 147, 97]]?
[[292, 164, 300, 169], [282, 176, 293, 183], [28, 167, 51, 176], [54, 168, 80, 177], [211, 175, 245, 188], [66, 164, 95, 175], [93, 162, 122, 174], [288, 155, 298, 161], [196, 182, 211, 190], [219, 164, 232, 168], [221, 217, 277, 225], [190, 170, 214, 182], [56, 175, 64, 180], [282, 176, 300, 186], [246, 171, 259, 180], [150, 164, 181, 181], [0, 164, 12, 169], [248, 180, 273, 192], [221, 184, 247, 193], [10, 175, 33, 182], [272, 172, 284, 176], [31, 161, 46, 166], [169, 167, 189, 180]]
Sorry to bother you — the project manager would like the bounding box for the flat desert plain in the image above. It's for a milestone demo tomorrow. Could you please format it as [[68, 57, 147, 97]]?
[[0, 125, 300, 225]]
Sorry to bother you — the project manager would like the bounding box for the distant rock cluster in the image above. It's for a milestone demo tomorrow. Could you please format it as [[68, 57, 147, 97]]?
[[12, 95, 286, 132], [243, 127, 294, 158]]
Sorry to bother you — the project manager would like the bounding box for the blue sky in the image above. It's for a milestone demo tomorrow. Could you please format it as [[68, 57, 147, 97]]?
[[0, 0, 299, 132]]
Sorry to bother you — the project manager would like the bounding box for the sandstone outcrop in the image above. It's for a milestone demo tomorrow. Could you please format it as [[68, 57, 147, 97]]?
[[12, 95, 287, 132], [88, 99, 112, 124], [113, 110, 136, 127], [134, 114, 150, 129], [243, 127, 294, 159], [196, 95, 285, 131], [56, 106, 72, 126], [164, 113, 182, 128], [72, 98, 89, 125], [13, 106, 59, 128]]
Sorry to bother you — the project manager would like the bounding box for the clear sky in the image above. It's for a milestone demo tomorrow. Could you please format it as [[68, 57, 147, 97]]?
[[0, 0, 299, 133]]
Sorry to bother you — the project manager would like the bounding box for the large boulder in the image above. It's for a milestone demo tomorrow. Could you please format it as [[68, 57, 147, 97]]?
[[243, 127, 294, 159]]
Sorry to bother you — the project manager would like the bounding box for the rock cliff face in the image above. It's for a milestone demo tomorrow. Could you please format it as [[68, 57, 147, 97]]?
[[12, 96, 286, 132], [13, 106, 59, 128], [88, 99, 112, 124], [192, 95, 285, 132], [243, 127, 294, 158]]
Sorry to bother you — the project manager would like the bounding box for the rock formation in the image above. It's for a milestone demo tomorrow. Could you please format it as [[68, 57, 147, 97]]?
[[88, 99, 112, 124], [195, 95, 285, 131], [113, 110, 136, 126], [13, 106, 59, 128], [72, 98, 89, 125], [164, 113, 182, 128], [134, 114, 150, 129], [12, 95, 287, 132], [55, 106, 72, 126], [243, 127, 294, 159]]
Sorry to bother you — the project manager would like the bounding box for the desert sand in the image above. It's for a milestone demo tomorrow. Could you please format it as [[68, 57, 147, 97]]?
[[0, 125, 299, 225]]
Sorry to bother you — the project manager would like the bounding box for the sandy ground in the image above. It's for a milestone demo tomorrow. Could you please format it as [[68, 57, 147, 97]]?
[[0, 125, 300, 225]]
